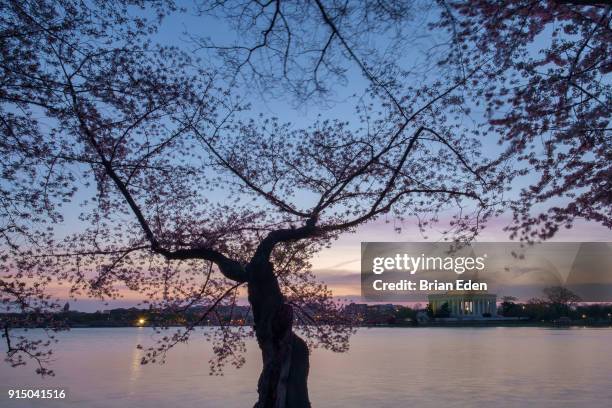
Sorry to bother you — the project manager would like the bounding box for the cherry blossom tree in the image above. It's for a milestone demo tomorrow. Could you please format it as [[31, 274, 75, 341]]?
[[1, 1, 499, 406], [1, 0, 179, 375], [199, 0, 610, 243], [3, 1, 608, 407], [434, 0, 610, 240]]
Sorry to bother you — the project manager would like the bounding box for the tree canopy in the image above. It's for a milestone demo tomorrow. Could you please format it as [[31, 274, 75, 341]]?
[[1, 1, 609, 406]]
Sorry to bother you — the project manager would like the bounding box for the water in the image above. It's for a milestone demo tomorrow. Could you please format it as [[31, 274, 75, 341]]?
[[1, 327, 611, 407]]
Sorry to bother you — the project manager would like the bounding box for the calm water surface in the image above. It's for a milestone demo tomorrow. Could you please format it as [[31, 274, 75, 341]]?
[[1, 327, 611, 407]]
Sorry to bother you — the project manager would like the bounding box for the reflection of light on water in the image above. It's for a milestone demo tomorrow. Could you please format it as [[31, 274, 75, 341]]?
[[129, 328, 145, 388]]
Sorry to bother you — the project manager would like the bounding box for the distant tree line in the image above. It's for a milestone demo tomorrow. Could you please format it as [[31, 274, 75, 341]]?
[[499, 286, 612, 322], [4, 286, 611, 329]]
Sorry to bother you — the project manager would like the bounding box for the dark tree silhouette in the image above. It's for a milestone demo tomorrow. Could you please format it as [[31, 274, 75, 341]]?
[[199, 0, 610, 242], [1, 1, 497, 405], [543, 286, 582, 308], [434, 0, 611, 241], [1, 1, 608, 407], [1, 0, 178, 377]]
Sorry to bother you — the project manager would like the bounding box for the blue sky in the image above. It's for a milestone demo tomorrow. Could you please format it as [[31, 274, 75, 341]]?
[[33, 5, 612, 311]]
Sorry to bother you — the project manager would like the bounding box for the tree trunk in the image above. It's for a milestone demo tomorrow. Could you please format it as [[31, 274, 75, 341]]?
[[247, 257, 311, 408]]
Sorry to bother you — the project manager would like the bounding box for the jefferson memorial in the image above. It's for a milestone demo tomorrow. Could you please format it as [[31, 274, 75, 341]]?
[[428, 291, 497, 318]]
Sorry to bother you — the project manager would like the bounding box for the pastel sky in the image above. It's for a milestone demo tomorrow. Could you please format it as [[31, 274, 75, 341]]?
[[311, 218, 612, 299], [61, 216, 611, 312], [25, 6, 611, 311]]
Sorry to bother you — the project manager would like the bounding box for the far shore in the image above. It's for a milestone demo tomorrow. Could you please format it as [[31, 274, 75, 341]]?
[[10, 321, 612, 329]]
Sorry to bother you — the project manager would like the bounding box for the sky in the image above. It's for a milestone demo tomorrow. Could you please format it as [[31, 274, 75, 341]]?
[[11, 4, 611, 312], [63, 215, 611, 312]]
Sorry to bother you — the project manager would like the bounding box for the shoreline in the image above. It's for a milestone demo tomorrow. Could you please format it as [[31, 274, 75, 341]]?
[[10, 322, 612, 329]]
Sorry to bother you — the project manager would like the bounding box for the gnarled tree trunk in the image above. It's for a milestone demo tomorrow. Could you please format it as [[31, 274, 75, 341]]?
[[247, 257, 311, 408]]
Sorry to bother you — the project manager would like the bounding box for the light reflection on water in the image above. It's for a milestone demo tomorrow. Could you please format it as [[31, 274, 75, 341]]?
[[2, 327, 612, 407]]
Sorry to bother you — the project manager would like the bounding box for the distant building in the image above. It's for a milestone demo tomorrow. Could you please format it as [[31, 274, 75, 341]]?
[[429, 291, 497, 318]]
